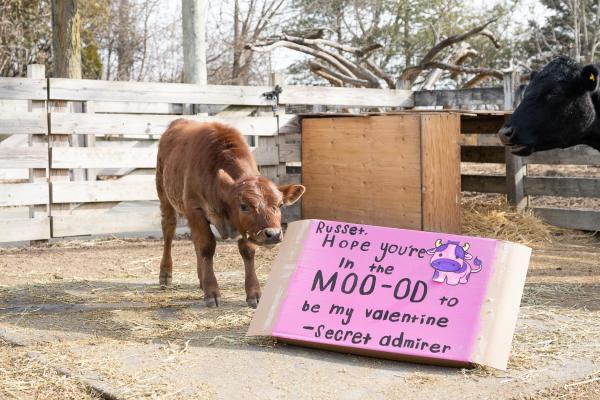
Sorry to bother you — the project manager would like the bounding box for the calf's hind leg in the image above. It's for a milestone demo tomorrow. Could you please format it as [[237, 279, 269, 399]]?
[[238, 238, 260, 308], [158, 200, 177, 287], [187, 208, 220, 307]]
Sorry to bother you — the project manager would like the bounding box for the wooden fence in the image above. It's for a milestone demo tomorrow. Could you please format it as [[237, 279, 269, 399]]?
[[0, 67, 598, 244], [460, 112, 600, 231], [0, 66, 412, 243]]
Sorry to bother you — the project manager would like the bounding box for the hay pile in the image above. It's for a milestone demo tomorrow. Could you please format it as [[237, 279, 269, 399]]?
[[461, 194, 593, 245], [0, 341, 100, 400]]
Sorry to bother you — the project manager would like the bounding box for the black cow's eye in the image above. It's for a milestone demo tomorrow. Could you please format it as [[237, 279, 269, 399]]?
[[239, 203, 249, 212]]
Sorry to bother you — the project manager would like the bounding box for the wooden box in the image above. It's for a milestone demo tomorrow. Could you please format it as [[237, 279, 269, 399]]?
[[301, 113, 461, 233]]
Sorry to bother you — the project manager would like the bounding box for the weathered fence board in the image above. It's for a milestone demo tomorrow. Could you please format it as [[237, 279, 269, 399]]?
[[52, 211, 161, 237], [90, 101, 183, 114], [0, 148, 48, 168], [52, 180, 157, 203], [534, 207, 600, 231], [524, 176, 600, 197], [51, 145, 278, 169], [461, 146, 505, 163], [0, 113, 47, 135], [460, 114, 507, 134], [51, 148, 157, 169], [0, 183, 49, 206], [461, 175, 506, 194], [280, 86, 413, 107], [416, 88, 504, 108], [523, 145, 600, 165], [0, 218, 50, 242], [0, 78, 47, 101], [50, 113, 285, 136], [49, 78, 272, 105]]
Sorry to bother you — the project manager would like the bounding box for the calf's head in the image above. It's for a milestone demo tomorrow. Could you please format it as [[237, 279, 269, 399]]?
[[426, 240, 472, 272], [218, 169, 305, 246], [499, 56, 600, 155]]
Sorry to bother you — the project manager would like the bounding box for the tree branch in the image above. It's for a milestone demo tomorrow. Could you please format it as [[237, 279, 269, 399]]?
[[399, 18, 499, 82], [246, 39, 357, 77], [462, 73, 497, 88], [361, 58, 396, 88], [408, 61, 503, 80], [309, 61, 369, 86]]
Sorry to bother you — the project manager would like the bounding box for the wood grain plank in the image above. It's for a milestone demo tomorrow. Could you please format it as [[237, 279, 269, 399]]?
[[52, 210, 162, 237], [0, 182, 49, 206], [524, 176, 600, 198], [52, 179, 158, 203], [0, 147, 48, 168], [533, 207, 600, 231], [49, 78, 271, 105], [0, 218, 50, 242], [51, 147, 157, 169], [50, 113, 282, 136], [461, 175, 506, 194], [461, 146, 505, 163], [0, 78, 47, 100], [420, 113, 461, 233], [0, 113, 47, 135], [523, 145, 600, 165], [301, 115, 422, 229], [280, 86, 413, 107]]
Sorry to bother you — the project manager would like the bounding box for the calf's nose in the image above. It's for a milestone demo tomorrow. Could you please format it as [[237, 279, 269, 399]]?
[[264, 227, 282, 242]]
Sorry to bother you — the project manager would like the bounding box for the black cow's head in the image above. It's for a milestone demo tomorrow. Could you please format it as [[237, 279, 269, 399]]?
[[499, 56, 600, 155]]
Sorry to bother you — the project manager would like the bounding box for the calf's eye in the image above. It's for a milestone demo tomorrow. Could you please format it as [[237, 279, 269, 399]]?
[[239, 203, 249, 212]]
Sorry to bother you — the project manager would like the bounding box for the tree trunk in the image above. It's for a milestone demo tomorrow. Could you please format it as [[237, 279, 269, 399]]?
[[182, 0, 207, 84], [51, 0, 81, 78], [232, 0, 241, 84], [117, 0, 133, 81]]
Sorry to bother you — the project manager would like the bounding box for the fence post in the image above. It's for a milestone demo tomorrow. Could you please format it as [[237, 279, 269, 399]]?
[[255, 72, 285, 183], [27, 64, 48, 220], [503, 71, 528, 210]]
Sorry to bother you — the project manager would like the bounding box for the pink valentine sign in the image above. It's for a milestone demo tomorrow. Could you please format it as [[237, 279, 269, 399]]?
[[248, 219, 531, 370]]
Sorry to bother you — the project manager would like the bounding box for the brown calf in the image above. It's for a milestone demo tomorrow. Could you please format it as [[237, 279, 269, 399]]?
[[156, 120, 305, 307]]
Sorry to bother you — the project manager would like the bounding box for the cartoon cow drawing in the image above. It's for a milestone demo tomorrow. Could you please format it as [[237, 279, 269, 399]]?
[[426, 240, 483, 285]]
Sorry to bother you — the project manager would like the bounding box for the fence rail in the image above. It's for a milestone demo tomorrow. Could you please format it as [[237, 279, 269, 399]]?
[[457, 112, 600, 231], [0, 68, 599, 244]]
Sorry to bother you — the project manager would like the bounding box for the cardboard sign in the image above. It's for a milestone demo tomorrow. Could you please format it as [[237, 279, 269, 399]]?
[[248, 219, 531, 370]]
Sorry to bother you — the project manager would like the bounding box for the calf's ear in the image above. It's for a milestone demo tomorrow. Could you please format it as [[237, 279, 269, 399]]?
[[217, 169, 235, 194], [581, 64, 600, 92], [278, 184, 306, 206]]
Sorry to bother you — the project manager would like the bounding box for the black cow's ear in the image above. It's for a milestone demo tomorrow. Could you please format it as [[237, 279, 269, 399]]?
[[529, 70, 538, 81], [581, 64, 600, 92]]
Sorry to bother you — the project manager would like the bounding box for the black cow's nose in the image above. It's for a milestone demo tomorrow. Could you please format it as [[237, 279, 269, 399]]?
[[264, 228, 282, 241], [498, 125, 514, 145]]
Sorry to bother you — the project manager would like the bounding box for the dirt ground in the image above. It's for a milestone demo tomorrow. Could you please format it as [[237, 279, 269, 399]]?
[[1, 223, 599, 400]]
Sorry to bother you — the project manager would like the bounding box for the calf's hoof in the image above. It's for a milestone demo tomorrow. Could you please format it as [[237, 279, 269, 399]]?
[[204, 295, 221, 308], [246, 298, 258, 309], [246, 293, 261, 309], [159, 273, 172, 288]]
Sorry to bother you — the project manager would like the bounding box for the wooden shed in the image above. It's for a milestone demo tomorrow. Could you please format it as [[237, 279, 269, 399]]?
[[301, 113, 461, 233]]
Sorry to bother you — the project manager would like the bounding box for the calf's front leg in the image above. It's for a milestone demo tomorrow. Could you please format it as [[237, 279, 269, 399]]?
[[238, 238, 261, 308], [187, 208, 220, 307]]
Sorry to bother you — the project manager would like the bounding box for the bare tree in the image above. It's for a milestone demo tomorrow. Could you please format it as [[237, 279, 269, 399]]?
[[182, 0, 207, 84], [51, 0, 82, 78], [116, 0, 135, 80], [247, 17, 501, 89]]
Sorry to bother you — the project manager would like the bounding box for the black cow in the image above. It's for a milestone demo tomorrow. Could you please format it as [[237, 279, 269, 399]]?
[[499, 56, 600, 156]]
